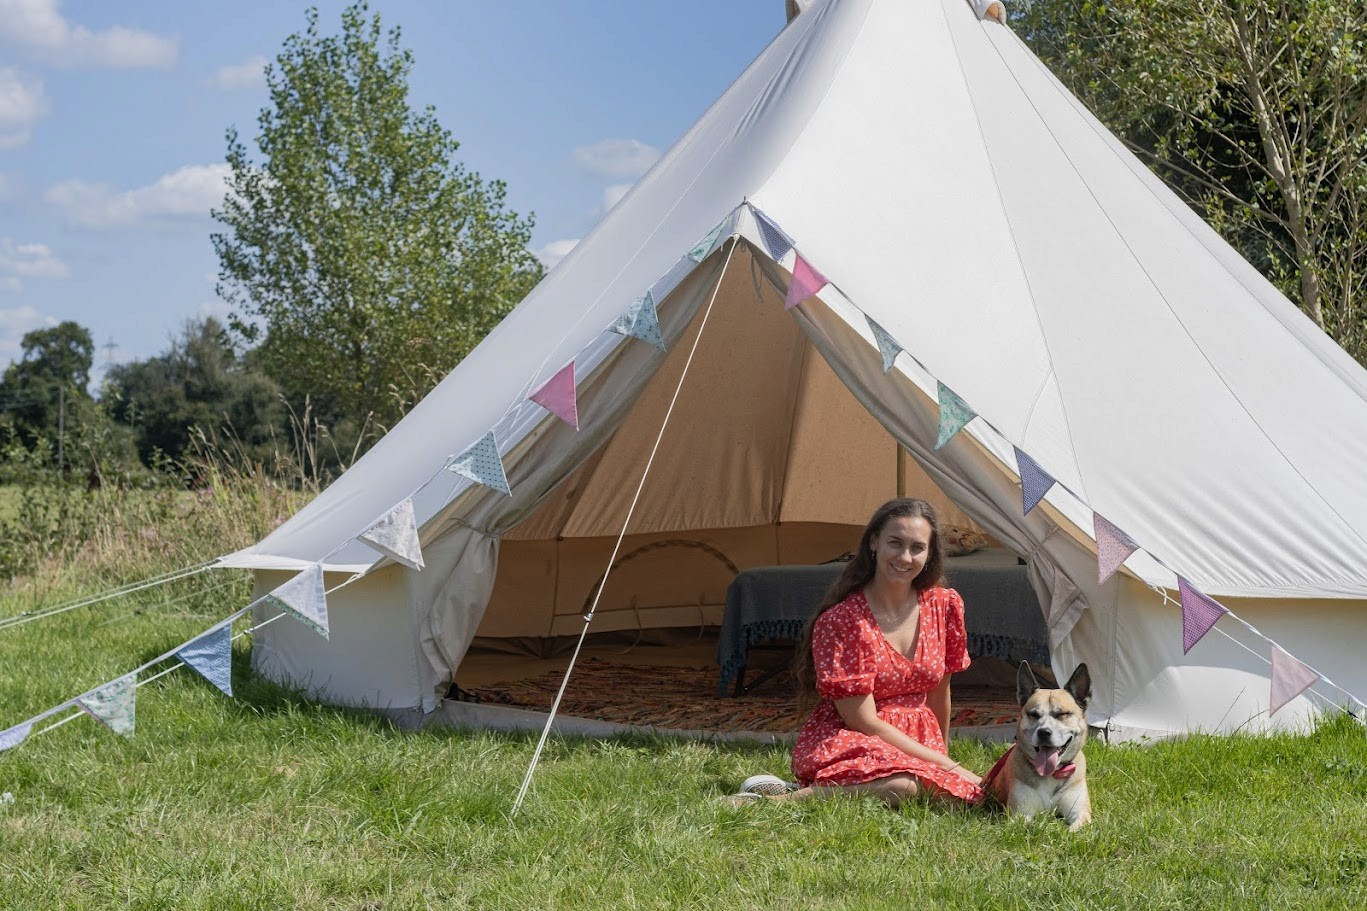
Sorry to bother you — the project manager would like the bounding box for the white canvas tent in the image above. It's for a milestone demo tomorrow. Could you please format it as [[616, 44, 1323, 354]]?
[[218, 0, 1367, 737]]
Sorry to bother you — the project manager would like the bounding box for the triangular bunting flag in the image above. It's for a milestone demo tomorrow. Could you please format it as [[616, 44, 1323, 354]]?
[[609, 291, 666, 351], [867, 318, 902, 373], [446, 431, 512, 497], [358, 497, 425, 570], [177, 625, 234, 697], [687, 215, 730, 262], [784, 255, 829, 311], [1269, 645, 1320, 716], [1094, 513, 1140, 584], [1177, 577, 1229, 654], [753, 208, 794, 262], [935, 383, 976, 449], [265, 563, 329, 639], [1014, 448, 1056, 515], [77, 674, 137, 737], [529, 361, 579, 431], [0, 720, 34, 753]]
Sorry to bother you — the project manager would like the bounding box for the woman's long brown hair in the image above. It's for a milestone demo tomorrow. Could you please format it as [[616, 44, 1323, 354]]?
[[792, 498, 945, 713]]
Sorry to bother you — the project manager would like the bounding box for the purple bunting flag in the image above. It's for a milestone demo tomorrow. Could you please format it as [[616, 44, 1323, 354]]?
[[784, 255, 829, 311], [0, 720, 34, 753], [867, 318, 903, 373], [1094, 513, 1140, 584], [1269, 645, 1320, 716], [77, 674, 137, 737], [753, 208, 795, 262], [447, 431, 512, 497], [266, 563, 330, 639], [935, 383, 976, 449], [1178, 577, 1228, 654], [1014, 448, 1056, 515], [529, 361, 580, 430], [177, 624, 234, 698]]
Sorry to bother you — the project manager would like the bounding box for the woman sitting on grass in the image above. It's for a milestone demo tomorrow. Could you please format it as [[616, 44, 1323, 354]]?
[[729, 498, 983, 807]]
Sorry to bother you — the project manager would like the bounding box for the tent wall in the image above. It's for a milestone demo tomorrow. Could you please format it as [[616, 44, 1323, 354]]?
[[250, 565, 426, 714]]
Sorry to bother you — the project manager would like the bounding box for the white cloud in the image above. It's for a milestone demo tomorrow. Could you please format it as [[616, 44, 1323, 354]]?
[[45, 163, 230, 229], [572, 139, 660, 179], [0, 66, 47, 147], [537, 238, 579, 269], [212, 55, 267, 90], [602, 182, 633, 212], [0, 0, 177, 69], [0, 303, 57, 359], [0, 237, 68, 292]]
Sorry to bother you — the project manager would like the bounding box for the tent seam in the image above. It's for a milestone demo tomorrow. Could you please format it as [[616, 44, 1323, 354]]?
[[938, 0, 1091, 504]]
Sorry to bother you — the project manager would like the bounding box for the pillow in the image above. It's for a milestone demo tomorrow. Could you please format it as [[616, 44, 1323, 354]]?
[[941, 524, 989, 557]]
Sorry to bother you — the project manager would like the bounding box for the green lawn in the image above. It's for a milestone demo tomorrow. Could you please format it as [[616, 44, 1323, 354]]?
[[2, 565, 1366, 909]]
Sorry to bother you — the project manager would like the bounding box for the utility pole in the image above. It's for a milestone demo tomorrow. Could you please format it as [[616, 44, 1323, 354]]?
[[57, 385, 64, 473]]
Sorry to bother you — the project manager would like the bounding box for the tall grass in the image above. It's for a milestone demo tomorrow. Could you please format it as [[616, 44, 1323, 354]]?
[[1, 441, 1365, 908]]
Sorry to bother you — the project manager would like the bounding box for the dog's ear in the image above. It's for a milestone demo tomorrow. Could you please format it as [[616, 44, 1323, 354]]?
[[1016, 661, 1039, 706], [1063, 663, 1092, 710]]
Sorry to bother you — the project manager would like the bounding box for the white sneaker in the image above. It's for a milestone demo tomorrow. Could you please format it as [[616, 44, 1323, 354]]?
[[739, 774, 798, 796]]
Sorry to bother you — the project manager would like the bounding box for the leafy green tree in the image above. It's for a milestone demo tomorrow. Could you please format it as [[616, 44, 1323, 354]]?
[[104, 318, 286, 465], [0, 321, 95, 446], [212, 1, 544, 433], [1016, 0, 1367, 362]]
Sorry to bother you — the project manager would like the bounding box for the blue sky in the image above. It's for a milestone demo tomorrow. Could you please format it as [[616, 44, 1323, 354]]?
[[0, 0, 785, 383]]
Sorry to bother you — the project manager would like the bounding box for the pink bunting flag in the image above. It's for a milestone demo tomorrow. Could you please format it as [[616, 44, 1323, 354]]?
[[1094, 513, 1140, 584], [1269, 645, 1320, 717], [784, 255, 829, 311], [1178, 576, 1228, 654], [1013, 447, 1056, 515], [529, 361, 579, 430]]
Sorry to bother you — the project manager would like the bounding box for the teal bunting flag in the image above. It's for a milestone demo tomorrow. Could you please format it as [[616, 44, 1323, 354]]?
[[77, 674, 137, 737], [609, 291, 666, 351], [934, 382, 976, 449], [867, 318, 903, 373]]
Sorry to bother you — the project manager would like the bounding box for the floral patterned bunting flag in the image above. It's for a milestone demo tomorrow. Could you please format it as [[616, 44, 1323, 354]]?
[[867, 318, 903, 374], [77, 674, 137, 737], [265, 563, 330, 639], [609, 291, 666, 351], [1094, 513, 1140, 584], [0, 720, 34, 753], [358, 497, 425, 570], [935, 383, 976, 449]]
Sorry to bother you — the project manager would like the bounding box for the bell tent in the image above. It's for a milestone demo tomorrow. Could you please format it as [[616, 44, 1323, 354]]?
[[217, 0, 1367, 738]]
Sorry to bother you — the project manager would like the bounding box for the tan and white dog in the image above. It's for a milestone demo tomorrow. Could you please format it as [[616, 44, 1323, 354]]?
[[985, 662, 1092, 831]]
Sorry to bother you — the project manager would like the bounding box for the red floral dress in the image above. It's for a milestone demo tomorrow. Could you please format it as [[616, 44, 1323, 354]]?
[[791, 587, 983, 803]]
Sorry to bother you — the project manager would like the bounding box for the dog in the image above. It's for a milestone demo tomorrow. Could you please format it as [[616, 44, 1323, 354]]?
[[984, 662, 1092, 831]]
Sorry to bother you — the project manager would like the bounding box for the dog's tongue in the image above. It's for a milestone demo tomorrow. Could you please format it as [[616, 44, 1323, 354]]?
[[1034, 748, 1062, 777]]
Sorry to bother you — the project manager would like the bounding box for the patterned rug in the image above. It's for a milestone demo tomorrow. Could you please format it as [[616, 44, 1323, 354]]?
[[469, 659, 1020, 733]]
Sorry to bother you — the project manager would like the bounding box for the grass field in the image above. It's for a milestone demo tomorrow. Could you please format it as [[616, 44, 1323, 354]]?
[[1, 482, 1366, 909]]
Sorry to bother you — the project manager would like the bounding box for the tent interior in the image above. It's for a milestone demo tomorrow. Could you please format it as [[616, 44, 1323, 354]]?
[[451, 242, 1047, 733]]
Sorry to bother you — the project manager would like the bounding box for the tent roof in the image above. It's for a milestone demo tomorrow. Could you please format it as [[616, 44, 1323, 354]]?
[[221, 0, 1367, 600]]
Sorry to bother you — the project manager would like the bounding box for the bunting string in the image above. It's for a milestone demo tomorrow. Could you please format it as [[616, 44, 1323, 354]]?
[[0, 563, 214, 633], [512, 236, 741, 815]]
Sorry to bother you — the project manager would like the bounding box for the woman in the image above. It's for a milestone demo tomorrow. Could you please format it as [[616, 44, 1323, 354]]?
[[731, 498, 983, 807]]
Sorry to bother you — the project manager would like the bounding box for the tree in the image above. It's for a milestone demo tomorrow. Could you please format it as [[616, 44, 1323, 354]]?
[[0, 321, 96, 447], [104, 318, 286, 465], [212, 1, 544, 434], [1016, 0, 1367, 362]]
